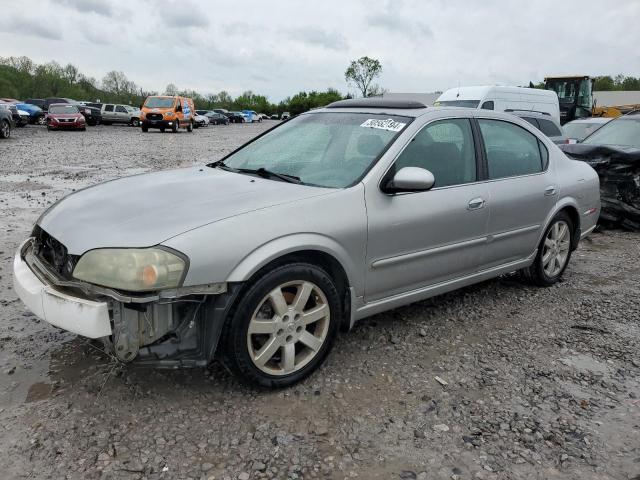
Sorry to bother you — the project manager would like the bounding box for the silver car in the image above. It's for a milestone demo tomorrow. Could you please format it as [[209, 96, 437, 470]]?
[[13, 98, 600, 387]]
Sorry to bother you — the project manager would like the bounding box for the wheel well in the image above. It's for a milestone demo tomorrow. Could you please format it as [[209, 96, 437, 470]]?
[[248, 250, 352, 332], [558, 206, 580, 249]]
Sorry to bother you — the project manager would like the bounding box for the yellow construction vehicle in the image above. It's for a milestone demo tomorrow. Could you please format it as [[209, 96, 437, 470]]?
[[592, 103, 640, 118]]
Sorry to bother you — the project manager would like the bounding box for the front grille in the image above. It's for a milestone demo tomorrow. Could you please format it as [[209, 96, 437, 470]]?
[[147, 113, 163, 121], [32, 226, 78, 279]]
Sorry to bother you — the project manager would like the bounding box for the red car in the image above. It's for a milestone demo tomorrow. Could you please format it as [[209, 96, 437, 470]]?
[[46, 103, 86, 131]]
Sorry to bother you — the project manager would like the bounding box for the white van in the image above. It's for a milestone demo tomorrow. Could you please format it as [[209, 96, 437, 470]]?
[[434, 86, 561, 124]]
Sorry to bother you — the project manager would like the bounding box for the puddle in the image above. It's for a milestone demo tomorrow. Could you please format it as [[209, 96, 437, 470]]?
[[558, 353, 611, 375]]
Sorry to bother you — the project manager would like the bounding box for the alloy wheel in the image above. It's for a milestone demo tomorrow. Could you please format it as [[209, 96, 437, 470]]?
[[247, 280, 330, 376], [542, 220, 570, 277], [1, 121, 9, 138]]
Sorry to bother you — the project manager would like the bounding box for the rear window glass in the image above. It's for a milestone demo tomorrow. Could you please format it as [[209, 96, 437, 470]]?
[[537, 119, 562, 137]]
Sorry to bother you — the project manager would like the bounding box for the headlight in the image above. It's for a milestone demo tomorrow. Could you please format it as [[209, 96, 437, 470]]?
[[73, 248, 186, 292], [164, 111, 174, 117]]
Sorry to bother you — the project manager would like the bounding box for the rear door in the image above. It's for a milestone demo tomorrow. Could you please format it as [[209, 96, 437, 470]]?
[[476, 117, 557, 267], [365, 117, 490, 301], [102, 104, 115, 122], [115, 105, 128, 123]]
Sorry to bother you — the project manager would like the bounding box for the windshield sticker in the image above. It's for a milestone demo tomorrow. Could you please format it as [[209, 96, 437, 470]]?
[[360, 118, 406, 132]]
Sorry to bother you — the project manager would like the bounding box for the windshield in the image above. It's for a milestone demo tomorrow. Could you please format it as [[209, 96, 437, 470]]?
[[144, 97, 176, 108], [216, 112, 410, 188], [434, 100, 480, 108], [582, 118, 640, 148], [563, 121, 606, 141], [49, 105, 79, 114], [545, 78, 592, 109]]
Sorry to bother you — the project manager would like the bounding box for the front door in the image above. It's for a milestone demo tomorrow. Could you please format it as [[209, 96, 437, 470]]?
[[475, 118, 558, 267], [365, 118, 490, 302]]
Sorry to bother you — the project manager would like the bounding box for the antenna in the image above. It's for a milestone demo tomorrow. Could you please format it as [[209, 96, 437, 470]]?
[[456, 80, 460, 98]]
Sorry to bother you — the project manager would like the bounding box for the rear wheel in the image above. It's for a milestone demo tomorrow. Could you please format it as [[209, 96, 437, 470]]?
[[159, 127, 165, 133], [141, 125, 148, 132], [221, 263, 341, 388], [37, 116, 46, 125], [131, 118, 140, 127], [521, 211, 574, 286], [187, 121, 193, 132], [172, 120, 179, 133], [0, 120, 10, 138]]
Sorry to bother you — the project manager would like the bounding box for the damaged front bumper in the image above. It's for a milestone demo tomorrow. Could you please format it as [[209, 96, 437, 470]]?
[[13, 238, 239, 367]]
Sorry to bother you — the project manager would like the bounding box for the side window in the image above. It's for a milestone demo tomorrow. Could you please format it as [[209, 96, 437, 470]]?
[[481, 101, 494, 110], [104, 105, 114, 112], [537, 119, 562, 137], [393, 118, 477, 188], [115, 105, 127, 113], [478, 119, 544, 179]]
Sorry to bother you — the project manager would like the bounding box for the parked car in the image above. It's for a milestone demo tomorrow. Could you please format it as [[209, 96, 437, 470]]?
[[281, 111, 290, 120], [16, 108, 30, 127], [39, 98, 101, 125], [1, 103, 23, 127], [435, 86, 561, 124], [0, 97, 20, 103], [509, 110, 568, 145], [242, 110, 260, 123], [205, 112, 230, 125], [228, 111, 246, 123], [140, 95, 195, 133], [13, 98, 600, 387], [563, 117, 611, 143], [0, 104, 14, 138], [101, 104, 140, 126], [45, 103, 86, 131], [194, 113, 209, 128], [270, 114, 279, 120], [15, 103, 45, 124]]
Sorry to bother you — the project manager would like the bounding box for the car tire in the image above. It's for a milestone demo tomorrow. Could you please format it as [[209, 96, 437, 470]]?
[[221, 262, 341, 388], [521, 211, 574, 287], [172, 121, 179, 133], [37, 116, 46, 125], [141, 125, 148, 132], [81, 127, 86, 131], [187, 121, 193, 132], [160, 127, 165, 133], [0, 120, 10, 139]]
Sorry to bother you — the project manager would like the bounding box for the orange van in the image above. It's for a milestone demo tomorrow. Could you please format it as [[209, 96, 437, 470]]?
[[140, 95, 195, 133]]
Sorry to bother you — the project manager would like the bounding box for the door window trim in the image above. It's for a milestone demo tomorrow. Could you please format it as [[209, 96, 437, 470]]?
[[378, 117, 482, 195], [473, 117, 551, 181]]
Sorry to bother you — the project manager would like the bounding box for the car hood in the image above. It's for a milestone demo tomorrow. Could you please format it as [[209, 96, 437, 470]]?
[[38, 166, 332, 255]]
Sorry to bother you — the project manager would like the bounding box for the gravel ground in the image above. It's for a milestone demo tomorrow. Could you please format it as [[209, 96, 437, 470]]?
[[0, 124, 639, 480]]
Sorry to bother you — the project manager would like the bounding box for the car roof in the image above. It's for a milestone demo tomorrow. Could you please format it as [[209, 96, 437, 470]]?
[[565, 117, 612, 124]]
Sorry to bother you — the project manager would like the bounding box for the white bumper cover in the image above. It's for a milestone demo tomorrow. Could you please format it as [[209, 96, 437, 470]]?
[[12, 242, 112, 339]]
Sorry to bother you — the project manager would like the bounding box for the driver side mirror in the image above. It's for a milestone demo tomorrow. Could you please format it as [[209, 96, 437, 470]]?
[[384, 167, 435, 193]]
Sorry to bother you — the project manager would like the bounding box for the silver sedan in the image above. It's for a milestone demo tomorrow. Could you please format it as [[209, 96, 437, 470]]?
[[13, 98, 600, 387]]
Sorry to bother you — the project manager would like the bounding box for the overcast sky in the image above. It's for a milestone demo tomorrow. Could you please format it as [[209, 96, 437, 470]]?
[[1, 0, 639, 101]]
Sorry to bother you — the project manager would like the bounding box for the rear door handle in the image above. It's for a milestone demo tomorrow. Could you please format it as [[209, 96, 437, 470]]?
[[544, 186, 557, 196], [467, 197, 486, 210]]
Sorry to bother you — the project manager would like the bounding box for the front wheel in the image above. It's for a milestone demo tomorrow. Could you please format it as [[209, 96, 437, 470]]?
[[172, 121, 179, 133], [0, 120, 10, 138], [521, 211, 574, 287], [37, 116, 46, 125], [131, 118, 140, 127], [221, 263, 341, 388], [187, 121, 193, 132]]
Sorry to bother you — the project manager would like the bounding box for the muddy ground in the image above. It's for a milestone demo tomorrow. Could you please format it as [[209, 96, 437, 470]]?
[[0, 123, 638, 480]]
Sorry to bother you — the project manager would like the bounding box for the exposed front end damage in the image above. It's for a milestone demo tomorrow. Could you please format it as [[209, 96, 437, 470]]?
[[14, 234, 242, 368]]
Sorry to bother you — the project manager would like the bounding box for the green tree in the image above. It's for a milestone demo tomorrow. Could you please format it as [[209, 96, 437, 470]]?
[[345, 56, 382, 97]]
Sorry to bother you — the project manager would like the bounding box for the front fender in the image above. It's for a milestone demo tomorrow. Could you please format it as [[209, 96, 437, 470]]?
[[226, 233, 361, 292]]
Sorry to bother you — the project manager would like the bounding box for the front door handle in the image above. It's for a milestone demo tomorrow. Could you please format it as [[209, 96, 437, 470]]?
[[544, 185, 557, 196], [467, 197, 486, 210]]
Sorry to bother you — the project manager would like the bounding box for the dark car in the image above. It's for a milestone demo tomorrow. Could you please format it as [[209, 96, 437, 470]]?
[[0, 103, 26, 127], [0, 104, 14, 138], [205, 112, 229, 125], [228, 111, 245, 123], [46, 103, 86, 131], [15, 103, 45, 124]]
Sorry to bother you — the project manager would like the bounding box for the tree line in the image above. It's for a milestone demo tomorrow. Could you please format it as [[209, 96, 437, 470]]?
[[0, 56, 343, 116]]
